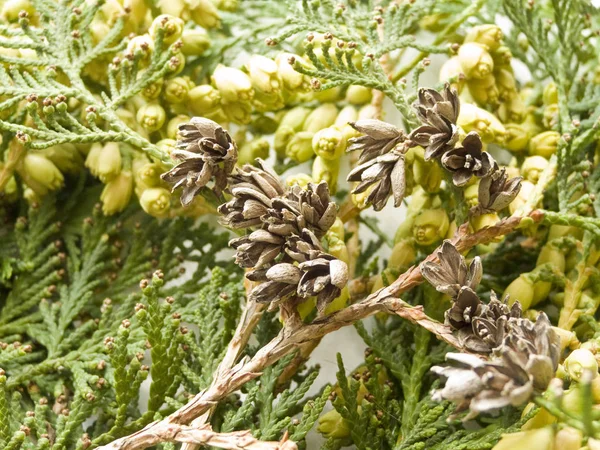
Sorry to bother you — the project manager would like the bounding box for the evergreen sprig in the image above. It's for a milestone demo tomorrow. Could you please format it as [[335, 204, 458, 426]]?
[[0, 0, 175, 162]]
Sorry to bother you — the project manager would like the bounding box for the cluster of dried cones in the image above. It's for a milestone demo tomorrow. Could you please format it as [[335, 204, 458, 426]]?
[[162, 117, 348, 314], [346, 84, 522, 214], [421, 241, 560, 418]]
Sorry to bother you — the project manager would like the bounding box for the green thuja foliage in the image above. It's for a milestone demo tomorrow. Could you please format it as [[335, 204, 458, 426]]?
[[0, 180, 236, 448], [0, 180, 330, 449], [0, 0, 175, 161]]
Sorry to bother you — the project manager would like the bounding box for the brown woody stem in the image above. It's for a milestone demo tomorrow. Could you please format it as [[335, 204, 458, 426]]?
[[99, 210, 545, 450]]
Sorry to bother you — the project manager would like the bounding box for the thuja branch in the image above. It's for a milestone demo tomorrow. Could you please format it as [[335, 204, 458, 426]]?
[[110, 424, 298, 450], [98, 210, 546, 450], [182, 292, 265, 450]]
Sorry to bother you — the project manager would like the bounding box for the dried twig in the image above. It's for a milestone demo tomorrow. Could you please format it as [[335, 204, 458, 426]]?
[[182, 279, 265, 450], [99, 210, 545, 450], [115, 423, 296, 450]]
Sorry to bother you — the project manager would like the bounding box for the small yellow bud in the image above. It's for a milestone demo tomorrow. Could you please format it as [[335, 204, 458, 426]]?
[[412, 209, 449, 247], [312, 86, 344, 103], [521, 156, 549, 184], [547, 224, 583, 241], [565, 349, 598, 382], [503, 274, 535, 310], [136, 102, 166, 132], [471, 212, 500, 234], [345, 85, 372, 105], [464, 183, 479, 208], [20, 153, 64, 196], [212, 65, 254, 103], [247, 55, 281, 95], [189, 0, 220, 29], [238, 139, 270, 165], [149, 14, 184, 45], [495, 68, 517, 100], [412, 156, 443, 193], [504, 123, 530, 152], [274, 127, 296, 158], [419, 13, 450, 32], [139, 187, 171, 217], [285, 173, 313, 188], [464, 24, 503, 52], [164, 77, 194, 104], [522, 403, 557, 430], [458, 103, 506, 143], [141, 79, 163, 100], [126, 35, 154, 67], [492, 427, 554, 450], [187, 85, 222, 116], [181, 28, 211, 56], [275, 53, 310, 92], [23, 187, 40, 204], [543, 82, 558, 105], [542, 104, 559, 129], [457, 43, 494, 79], [303, 103, 338, 132], [327, 235, 349, 264], [40, 144, 83, 174], [312, 127, 346, 160], [317, 409, 350, 439], [312, 156, 339, 193], [168, 51, 186, 76], [90, 20, 111, 45], [589, 438, 600, 450], [334, 105, 359, 129], [529, 131, 560, 159], [497, 94, 526, 123], [389, 240, 416, 271], [101, 171, 133, 215], [222, 101, 253, 124], [253, 90, 285, 112], [166, 115, 191, 140], [439, 57, 466, 92], [491, 45, 512, 69], [552, 327, 578, 352], [532, 280, 551, 306], [156, 139, 176, 157], [85, 142, 122, 183], [466, 74, 499, 106], [536, 244, 566, 272], [286, 131, 315, 162], [324, 286, 349, 315], [136, 162, 164, 188]]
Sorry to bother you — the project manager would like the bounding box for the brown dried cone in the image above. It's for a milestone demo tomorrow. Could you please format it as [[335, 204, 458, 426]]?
[[445, 286, 483, 330], [162, 117, 238, 205], [408, 84, 460, 161], [473, 167, 522, 215], [229, 229, 284, 269], [440, 132, 494, 186], [246, 263, 301, 307], [432, 312, 560, 420], [347, 148, 407, 211], [286, 228, 348, 312], [347, 119, 406, 163], [284, 229, 324, 262], [297, 255, 348, 312], [420, 240, 483, 298], [458, 292, 522, 354], [218, 161, 286, 229], [246, 236, 348, 313], [271, 182, 337, 238]]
